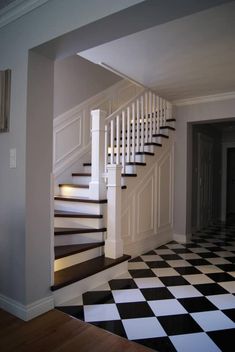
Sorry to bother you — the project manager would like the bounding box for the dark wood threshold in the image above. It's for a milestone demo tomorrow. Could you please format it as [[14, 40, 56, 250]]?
[[144, 142, 162, 147], [160, 125, 176, 131], [152, 133, 169, 138], [54, 196, 107, 204], [59, 184, 89, 188], [72, 173, 91, 177], [51, 254, 131, 291], [54, 227, 106, 236], [166, 118, 176, 122], [54, 210, 103, 219], [54, 242, 104, 259]]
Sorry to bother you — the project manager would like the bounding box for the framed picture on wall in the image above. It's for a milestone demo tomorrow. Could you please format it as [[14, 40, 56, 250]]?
[[0, 69, 11, 133]]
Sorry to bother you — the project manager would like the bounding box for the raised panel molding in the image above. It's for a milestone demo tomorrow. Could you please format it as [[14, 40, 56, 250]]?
[[157, 151, 172, 230], [121, 206, 131, 239], [136, 175, 154, 237]]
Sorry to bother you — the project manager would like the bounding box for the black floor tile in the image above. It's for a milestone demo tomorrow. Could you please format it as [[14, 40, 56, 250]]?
[[116, 302, 154, 319], [129, 256, 143, 262], [129, 269, 156, 278], [159, 254, 182, 260], [143, 250, 158, 255], [178, 297, 217, 312], [147, 261, 171, 268], [206, 272, 235, 282], [208, 329, 235, 351], [226, 256, 235, 263], [173, 248, 193, 254], [217, 263, 235, 271], [141, 287, 174, 301], [57, 305, 84, 320], [194, 283, 228, 295], [109, 279, 138, 290], [134, 337, 177, 352], [159, 276, 189, 286], [222, 309, 235, 322], [158, 314, 202, 335], [92, 320, 127, 338], [199, 252, 219, 258], [175, 267, 202, 275], [187, 259, 210, 266], [82, 291, 114, 305]]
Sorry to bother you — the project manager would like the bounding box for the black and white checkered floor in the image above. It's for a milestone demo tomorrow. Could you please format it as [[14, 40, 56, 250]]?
[[57, 223, 235, 352]]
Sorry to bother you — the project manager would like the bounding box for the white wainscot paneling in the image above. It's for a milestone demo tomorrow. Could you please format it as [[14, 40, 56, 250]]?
[[157, 153, 172, 230], [136, 175, 154, 237], [121, 206, 131, 239], [55, 114, 82, 164]]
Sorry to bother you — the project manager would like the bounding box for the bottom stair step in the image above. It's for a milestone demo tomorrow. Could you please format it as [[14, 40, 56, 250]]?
[[51, 254, 130, 291], [54, 242, 104, 259]]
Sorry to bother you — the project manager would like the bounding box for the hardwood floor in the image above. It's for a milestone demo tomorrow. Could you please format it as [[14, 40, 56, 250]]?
[[0, 308, 153, 352]]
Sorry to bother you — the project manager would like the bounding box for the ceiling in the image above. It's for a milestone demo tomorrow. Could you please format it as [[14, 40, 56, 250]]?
[[79, 1, 235, 101], [0, 0, 17, 11]]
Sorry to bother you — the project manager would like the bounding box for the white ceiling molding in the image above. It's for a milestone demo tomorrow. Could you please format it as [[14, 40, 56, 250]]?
[[173, 91, 235, 107], [0, 0, 50, 29]]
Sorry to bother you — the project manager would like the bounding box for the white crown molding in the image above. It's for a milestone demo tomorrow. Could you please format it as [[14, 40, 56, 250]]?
[[173, 91, 235, 106], [0, 0, 50, 29]]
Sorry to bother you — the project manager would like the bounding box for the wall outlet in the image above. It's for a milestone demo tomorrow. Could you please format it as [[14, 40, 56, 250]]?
[[10, 148, 16, 168]]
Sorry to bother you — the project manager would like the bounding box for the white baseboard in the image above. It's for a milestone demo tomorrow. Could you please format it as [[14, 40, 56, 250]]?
[[0, 293, 54, 321], [173, 233, 188, 243]]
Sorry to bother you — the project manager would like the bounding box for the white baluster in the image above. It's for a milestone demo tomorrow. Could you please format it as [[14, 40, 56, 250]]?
[[163, 99, 166, 126], [104, 124, 108, 175], [159, 97, 163, 128], [141, 95, 144, 152], [145, 92, 148, 144], [122, 110, 126, 174], [136, 99, 140, 153], [153, 94, 156, 135], [110, 119, 114, 164], [149, 91, 152, 142], [132, 102, 135, 162], [156, 96, 160, 134], [127, 107, 131, 163], [116, 115, 120, 165]]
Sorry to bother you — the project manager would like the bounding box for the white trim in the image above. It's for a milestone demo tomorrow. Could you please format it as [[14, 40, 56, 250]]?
[[173, 233, 188, 243], [0, 0, 50, 29], [0, 293, 54, 321], [173, 91, 235, 106]]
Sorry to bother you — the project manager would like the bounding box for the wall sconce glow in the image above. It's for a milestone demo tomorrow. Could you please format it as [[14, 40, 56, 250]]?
[[0, 69, 11, 133]]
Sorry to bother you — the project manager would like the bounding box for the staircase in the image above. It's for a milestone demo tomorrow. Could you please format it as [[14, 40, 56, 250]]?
[[51, 90, 175, 305]]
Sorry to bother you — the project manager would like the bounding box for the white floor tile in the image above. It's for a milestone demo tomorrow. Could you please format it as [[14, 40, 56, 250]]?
[[134, 277, 165, 289], [166, 244, 185, 249], [112, 289, 145, 303], [179, 253, 201, 260], [196, 265, 223, 274], [170, 332, 221, 352], [148, 299, 187, 316], [206, 257, 230, 265], [123, 317, 166, 340], [155, 249, 175, 255], [84, 304, 120, 322], [229, 271, 235, 278], [128, 262, 149, 270], [183, 274, 214, 285], [168, 285, 202, 298], [216, 251, 235, 257], [166, 260, 191, 267], [189, 248, 210, 253], [207, 294, 235, 309], [221, 246, 235, 251], [152, 268, 180, 277], [141, 255, 163, 262], [219, 281, 235, 293], [191, 311, 235, 331]]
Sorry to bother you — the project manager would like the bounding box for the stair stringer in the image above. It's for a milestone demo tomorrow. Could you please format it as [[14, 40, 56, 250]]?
[[121, 131, 174, 257]]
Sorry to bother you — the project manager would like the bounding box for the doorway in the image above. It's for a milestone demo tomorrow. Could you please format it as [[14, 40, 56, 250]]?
[[226, 148, 235, 219]]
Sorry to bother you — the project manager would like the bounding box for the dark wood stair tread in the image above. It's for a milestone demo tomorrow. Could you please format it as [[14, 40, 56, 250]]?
[[54, 242, 104, 259], [152, 133, 169, 138], [135, 151, 154, 156], [144, 142, 162, 146], [72, 173, 91, 177], [54, 227, 107, 235], [54, 196, 107, 203], [122, 173, 137, 177], [59, 184, 89, 188], [125, 162, 146, 166], [83, 162, 91, 166], [160, 125, 175, 131], [51, 254, 131, 291], [166, 118, 176, 122], [54, 210, 103, 219]]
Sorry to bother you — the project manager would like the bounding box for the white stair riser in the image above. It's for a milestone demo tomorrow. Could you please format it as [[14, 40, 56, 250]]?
[[54, 200, 106, 215], [54, 261, 128, 305], [54, 232, 105, 246], [108, 154, 145, 164], [60, 186, 90, 198], [83, 166, 91, 173], [54, 217, 103, 229], [72, 176, 91, 185], [54, 246, 104, 272], [112, 145, 154, 153]]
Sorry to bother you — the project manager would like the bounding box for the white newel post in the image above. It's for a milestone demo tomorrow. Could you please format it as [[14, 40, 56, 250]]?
[[105, 164, 124, 259], [90, 109, 107, 200]]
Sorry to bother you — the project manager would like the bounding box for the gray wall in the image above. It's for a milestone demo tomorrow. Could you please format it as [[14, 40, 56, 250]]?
[[54, 55, 120, 117], [0, 0, 143, 310], [174, 98, 235, 241]]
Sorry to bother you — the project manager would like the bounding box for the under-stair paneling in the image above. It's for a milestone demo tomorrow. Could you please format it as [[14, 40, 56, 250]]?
[[122, 135, 174, 257]]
